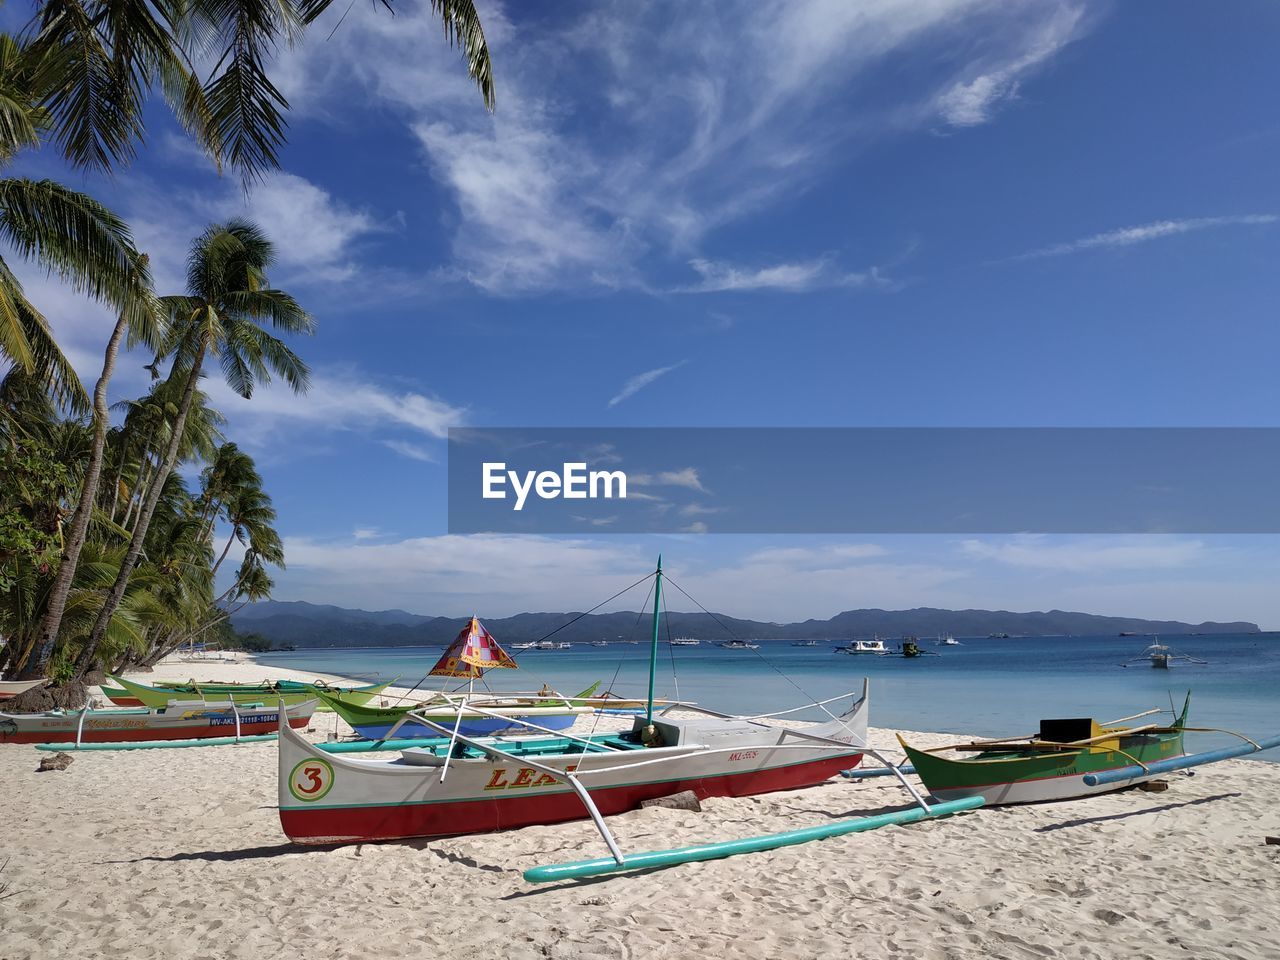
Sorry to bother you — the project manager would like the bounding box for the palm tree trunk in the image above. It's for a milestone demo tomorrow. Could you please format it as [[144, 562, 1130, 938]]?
[[75, 342, 207, 677], [210, 527, 239, 577], [18, 313, 128, 680]]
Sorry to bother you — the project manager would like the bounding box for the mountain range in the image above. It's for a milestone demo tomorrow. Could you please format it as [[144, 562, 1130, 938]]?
[[230, 600, 1260, 648]]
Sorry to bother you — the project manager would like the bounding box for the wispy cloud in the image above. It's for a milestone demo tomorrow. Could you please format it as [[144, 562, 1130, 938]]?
[[608, 360, 688, 407], [1010, 215, 1278, 261], [205, 368, 467, 450], [382, 439, 435, 462], [275, 0, 1092, 295], [958, 536, 1206, 572], [935, 4, 1087, 127], [630, 468, 706, 492], [677, 258, 890, 293]]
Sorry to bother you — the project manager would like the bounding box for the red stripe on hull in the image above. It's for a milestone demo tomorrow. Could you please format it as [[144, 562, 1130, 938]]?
[[281, 752, 862, 844], [1, 716, 309, 745], [102, 696, 144, 707]]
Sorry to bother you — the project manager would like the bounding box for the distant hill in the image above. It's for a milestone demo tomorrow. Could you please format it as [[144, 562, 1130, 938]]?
[[230, 600, 1260, 648]]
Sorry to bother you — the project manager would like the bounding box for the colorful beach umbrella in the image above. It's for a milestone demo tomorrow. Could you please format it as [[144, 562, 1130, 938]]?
[[429, 617, 518, 678]]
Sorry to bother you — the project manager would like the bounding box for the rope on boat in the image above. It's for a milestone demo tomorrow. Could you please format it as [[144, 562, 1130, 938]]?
[[663, 573, 850, 732]]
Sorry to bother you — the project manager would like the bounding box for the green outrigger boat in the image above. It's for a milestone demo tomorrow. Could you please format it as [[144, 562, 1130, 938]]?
[[104, 675, 395, 711], [897, 696, 1191, 805], [319, 681, 605, 738]]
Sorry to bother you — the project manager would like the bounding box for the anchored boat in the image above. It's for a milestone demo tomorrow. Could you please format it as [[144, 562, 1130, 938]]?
[[1124, 642, 1207, 669]]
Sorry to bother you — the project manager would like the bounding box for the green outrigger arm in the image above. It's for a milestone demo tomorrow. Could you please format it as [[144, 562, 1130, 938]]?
[[524, 796, 984, 883]]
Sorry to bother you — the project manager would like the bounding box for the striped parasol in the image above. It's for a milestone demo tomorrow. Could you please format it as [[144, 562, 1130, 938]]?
[[429, 617, 518, 678]]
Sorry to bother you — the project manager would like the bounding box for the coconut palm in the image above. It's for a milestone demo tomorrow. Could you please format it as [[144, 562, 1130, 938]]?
[[24, 0, 494, 183], [0, 34, 158, 410], [72, 219, 312, 676]]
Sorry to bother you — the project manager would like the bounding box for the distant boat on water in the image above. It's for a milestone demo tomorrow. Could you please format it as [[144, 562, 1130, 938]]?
[[669, 638, 701, 646], [1118, 631, 1138, 637], [718, 639, 760, 650], [1124, 641, 1207, 670], [836, 639, 888, 655], [937, 634, 961, 646], [792, 640, 820, 647]]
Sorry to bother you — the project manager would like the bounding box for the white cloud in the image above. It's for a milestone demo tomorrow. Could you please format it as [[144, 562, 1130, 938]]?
[[382, 439, 435, 462], [630, 467, 706, 492], [958, 536, 1207, 572], [935, 4, 1086, 127], [678, 258, 888, 293], [204, 368, 466, 448], [1011, 215, 1278, 260], [352, 527, 380, 540], [271, 0, 1092, 294], [208, 173, 383, 281], [608, 361, 688, 407]]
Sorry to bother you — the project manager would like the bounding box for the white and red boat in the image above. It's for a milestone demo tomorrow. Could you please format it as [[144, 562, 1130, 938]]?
[[275, 559, 972, 882], [1, 698, 317, 745], [278, 682, 869, 844], [0, 678, 48, 700]]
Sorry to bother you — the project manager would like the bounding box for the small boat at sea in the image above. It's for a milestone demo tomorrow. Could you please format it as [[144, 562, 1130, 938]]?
[[510, 641, 538, 650], [717, 639, 760, 650], [1123, 641, 1207, 669], [836, 639, 888, 655], [669, 638, 700, 646], [591, 640, 609, 647], [938, 635, 961, 646], [0, 678, 48, 700], [104, 675, 393, 710], [792, 640, 820, 647], [1, 699, 316, 746]]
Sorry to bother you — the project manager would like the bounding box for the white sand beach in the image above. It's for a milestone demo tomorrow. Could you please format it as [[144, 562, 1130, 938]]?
[[3, 658, 1278, 960]]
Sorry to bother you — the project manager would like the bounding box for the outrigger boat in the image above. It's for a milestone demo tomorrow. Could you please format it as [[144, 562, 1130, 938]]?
[[0, 678, 48, 700], [1123, 642, 1206, 669], [892, 695, 1280, 805], [836, 639, 888, 655], [319, 618, 596, 737], [104, 675, 393, 710], [2, 698, 316, 746], [278, 558, 985, 881]]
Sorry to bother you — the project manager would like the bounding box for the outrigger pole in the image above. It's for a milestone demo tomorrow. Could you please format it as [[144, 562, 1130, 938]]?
[[1084, 733, 1280, 786], [523, 796, 984, 883]]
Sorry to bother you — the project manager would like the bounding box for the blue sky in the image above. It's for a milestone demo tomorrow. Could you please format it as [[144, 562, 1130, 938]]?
[[8, 1, 1280, 626]]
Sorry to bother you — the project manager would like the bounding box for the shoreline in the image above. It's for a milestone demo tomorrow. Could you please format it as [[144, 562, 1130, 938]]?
[[3, 656, 1278, 959]]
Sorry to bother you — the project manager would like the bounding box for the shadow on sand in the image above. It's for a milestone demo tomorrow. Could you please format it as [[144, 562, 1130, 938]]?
[[1034, 792, 1240, 832]]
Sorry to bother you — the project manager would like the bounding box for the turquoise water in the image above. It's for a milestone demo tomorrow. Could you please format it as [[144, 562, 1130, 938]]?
[[257, 633, 1280, 759]]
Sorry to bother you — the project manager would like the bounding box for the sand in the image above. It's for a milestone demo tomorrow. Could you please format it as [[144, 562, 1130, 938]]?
[[2, 657, 1278, 960]]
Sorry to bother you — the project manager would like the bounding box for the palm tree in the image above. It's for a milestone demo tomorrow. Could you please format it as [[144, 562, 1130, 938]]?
[[24, 0, 494, 183], [73, 219, 312, 676], [0, 34, 158, 411]]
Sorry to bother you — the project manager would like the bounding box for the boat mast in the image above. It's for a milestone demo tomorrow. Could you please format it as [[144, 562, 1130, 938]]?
[[645, 556, 663, 725]]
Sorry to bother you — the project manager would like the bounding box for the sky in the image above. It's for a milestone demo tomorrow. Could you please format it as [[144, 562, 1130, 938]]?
[[5, 1, 1280, 626]]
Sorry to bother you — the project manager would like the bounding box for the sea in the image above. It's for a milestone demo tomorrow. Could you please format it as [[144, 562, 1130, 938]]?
[[257, 633, 1280, 760]]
